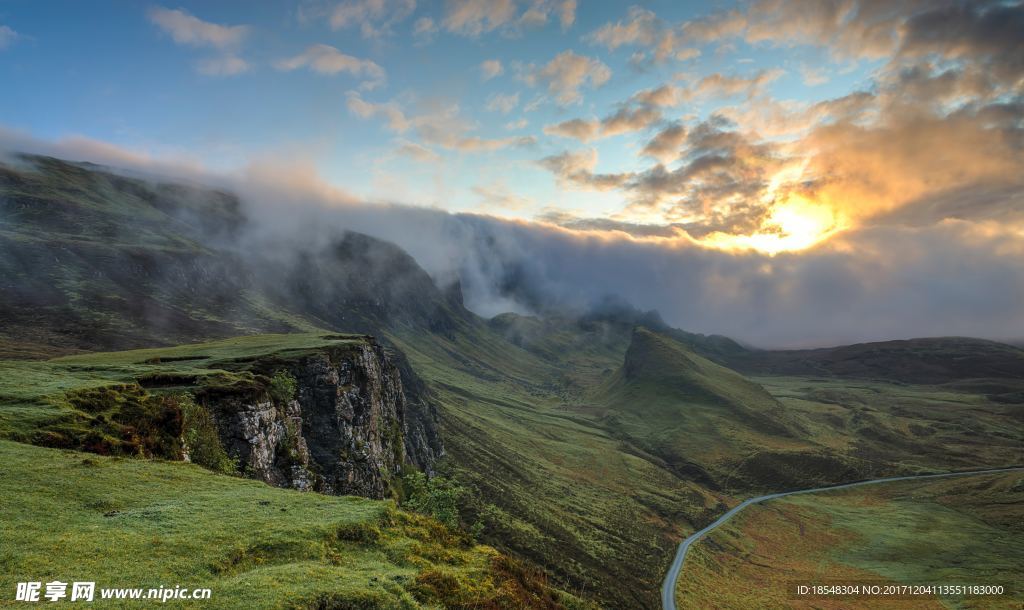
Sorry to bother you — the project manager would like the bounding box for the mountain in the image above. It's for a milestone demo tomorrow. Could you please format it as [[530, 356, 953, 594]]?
[[2, 153, 1022, 609], [0, 154, 469, 357]]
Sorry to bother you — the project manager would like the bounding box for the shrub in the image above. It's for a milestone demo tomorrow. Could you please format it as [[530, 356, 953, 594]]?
[[400, 472, 463, 531], [179, 394, 237, 475], [268, 370, 297, 404]]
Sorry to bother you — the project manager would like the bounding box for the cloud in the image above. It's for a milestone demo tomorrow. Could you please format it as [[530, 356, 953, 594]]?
[[587, 6, 679, 62], [505, 118, 529, 130], [346, 92, 410, 131], [329, 0, 416, 38], [485, 92, 519, 114], [679, 8, 747, 43], [439, 134, 536, 152], [346, 92, 536, 151], [626, 69, 782, 109], [480, 59, 504, 80], [631, 84, 686, 107], [536, 40, 1024, 248], [690, 69, 784, 99], [196, 55, 250, 76], [219, 154, 1024, 347], [799, 65, 829, 86], [601, 105, 662, 137], [679, 0, 1024, 71], [592, 2, 1010, 68], [148, 7, 248, 48], [0, 24, 19, 49], [898, 1, 1024, 86], [543, 118, 599, 141], [521, 50, 612, 105], [438, 0, 575, 37], [557, 0, 577, 30], [624, 119, 785, 231], [276, 44, 386, 89], [0, 125, 210, 180], [395, 140, 440, 162], [543, 105, 661, 142], [442, 0, 517, 36], [640, 122, 687, 163], [675, 47, 700, 61], [516, 0, 577, 31], [538, 149, 630, 190], [473, 181, 535, 211], [740, 0, 905, 60], [412, 16, 438, 41]]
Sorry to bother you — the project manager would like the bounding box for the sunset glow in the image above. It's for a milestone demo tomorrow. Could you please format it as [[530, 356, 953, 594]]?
[[1, 0, 1022, 345]]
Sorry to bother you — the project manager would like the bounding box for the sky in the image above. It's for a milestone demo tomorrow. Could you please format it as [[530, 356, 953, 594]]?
[[1, 0, 1023, 346]]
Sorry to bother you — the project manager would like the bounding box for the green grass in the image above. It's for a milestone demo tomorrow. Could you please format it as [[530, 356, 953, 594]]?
[[387, 323, 729, 608], [677, 471, 1024, 609], [756, 375, 1024, 475], [594, 329, 803, 464], [0, 440, 588, 609]]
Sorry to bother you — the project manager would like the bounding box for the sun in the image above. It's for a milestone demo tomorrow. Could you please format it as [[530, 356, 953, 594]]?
[[699, 194, 845, 255]]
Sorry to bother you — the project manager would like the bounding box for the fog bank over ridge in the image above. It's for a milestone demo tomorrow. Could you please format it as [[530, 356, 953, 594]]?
[[2, 128, 1022, 349]]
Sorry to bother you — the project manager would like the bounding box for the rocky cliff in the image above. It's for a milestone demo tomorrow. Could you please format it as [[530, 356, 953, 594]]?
[[194, 337, 442, 499]]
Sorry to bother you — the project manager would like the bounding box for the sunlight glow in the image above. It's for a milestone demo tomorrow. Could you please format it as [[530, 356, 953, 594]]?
[[698, 194, 845, 255]]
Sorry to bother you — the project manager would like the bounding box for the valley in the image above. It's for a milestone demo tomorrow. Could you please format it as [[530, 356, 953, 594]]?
[[1, 156, 1022, 608], [674, 470, 1024, 609]]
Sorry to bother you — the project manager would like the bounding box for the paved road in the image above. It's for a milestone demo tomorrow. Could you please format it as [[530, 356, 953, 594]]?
[[661, 466, 1024, 610]]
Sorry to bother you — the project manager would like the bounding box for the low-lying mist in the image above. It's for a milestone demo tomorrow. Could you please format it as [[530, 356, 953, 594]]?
[[3, 128, 1022, 349]]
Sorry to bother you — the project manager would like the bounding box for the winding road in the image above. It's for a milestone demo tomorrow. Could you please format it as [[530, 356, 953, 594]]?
[[661, 466, 1024, 610]]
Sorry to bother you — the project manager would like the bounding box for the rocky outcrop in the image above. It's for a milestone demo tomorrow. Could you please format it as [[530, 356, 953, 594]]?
[[197, 337, 442, 499]]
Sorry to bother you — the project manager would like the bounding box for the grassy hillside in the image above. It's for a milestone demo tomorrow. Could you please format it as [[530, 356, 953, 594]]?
[[0, 440, 587, 609], [590, 328, 857, 491], [757, 376, 1024, 477], [389, 321, 727, 608], [677, 471, 1024, 609]]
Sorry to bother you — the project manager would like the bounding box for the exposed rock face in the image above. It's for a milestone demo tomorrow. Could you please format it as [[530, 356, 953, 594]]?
[[214, 396, 316, 491], [199, 337, 442, 499]]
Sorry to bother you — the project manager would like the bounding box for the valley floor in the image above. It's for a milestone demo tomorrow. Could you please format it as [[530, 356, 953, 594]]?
[[675, 471, 1024, 609]]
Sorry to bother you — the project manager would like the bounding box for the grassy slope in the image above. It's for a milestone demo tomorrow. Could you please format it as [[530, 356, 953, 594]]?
[[676, 471, 1024, 609], [0, 440, 586, 610], [390, 320, 726, 609], [758, 376, 1024, 476], [591, 329, 810, 484]]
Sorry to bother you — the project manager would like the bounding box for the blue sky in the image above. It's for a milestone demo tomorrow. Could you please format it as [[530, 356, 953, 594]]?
[[0, 1, 1020, 256], [0, 1, 876, 221]]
